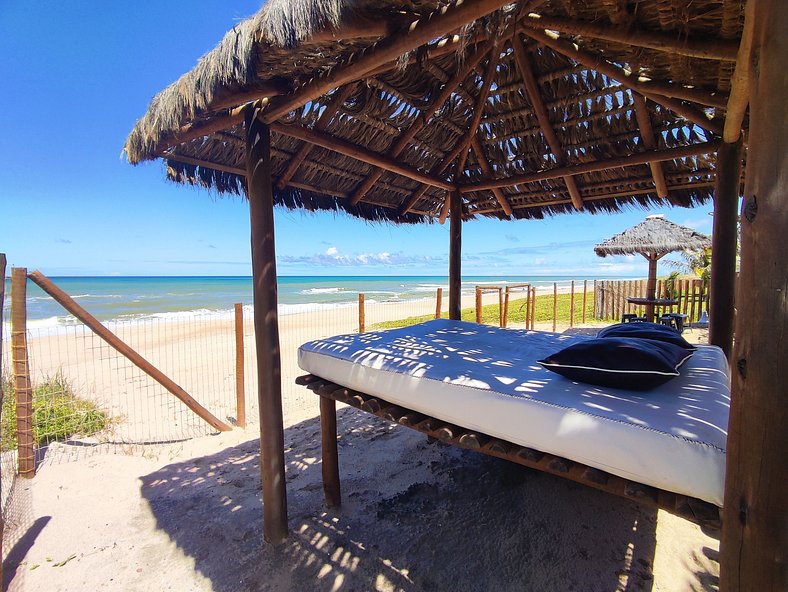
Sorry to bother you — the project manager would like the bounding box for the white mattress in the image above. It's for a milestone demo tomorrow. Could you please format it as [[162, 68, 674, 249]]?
[[298, 319, 730, 506]]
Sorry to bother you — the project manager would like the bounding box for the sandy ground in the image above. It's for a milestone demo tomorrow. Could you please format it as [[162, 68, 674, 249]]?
[[2, 295, 720, 591]]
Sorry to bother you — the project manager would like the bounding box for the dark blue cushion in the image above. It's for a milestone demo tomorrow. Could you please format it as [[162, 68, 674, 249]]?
[[597, 322, 696, 351], [537, 337, 693, 390]]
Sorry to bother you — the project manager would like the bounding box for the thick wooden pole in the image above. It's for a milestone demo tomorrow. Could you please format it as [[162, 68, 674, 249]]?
[[246, 105, 288, 544], [709, 139, 743, 358], [645, 256, 658, 322], [449, 191, 462, 320], [234, 303, 246, 428], [28, 271, 231, 433], [319, 396, 341, 508], [475, 287, 483, 324], [11, 268, 34, 477], [435, 287, 443, 319], [721, 0, 788, 588]]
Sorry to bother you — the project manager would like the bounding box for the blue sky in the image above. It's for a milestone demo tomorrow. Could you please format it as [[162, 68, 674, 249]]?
[[0, 2, 713, 278]]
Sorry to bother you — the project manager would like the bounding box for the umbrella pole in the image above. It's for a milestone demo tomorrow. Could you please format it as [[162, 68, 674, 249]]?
[[645, 254, 658, 322]]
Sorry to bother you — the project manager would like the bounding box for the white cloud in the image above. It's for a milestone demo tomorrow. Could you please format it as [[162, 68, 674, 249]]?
[[533, 257, 546, 265], [325, 246, 338, 256]]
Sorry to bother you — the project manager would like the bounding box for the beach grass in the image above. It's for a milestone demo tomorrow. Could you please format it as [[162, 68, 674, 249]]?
[[371, 292, 598, 330], [1, 372, 109, 451]]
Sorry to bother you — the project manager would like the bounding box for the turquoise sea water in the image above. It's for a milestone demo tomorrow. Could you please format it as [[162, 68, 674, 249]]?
[[2, 275, 612, 328]]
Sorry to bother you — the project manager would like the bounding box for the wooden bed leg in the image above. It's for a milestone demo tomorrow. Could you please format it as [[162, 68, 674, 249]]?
[[319, 396, 341, 508]]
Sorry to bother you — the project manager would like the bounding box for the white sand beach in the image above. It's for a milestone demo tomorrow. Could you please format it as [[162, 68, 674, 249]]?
[[2, 298, 720, 591]]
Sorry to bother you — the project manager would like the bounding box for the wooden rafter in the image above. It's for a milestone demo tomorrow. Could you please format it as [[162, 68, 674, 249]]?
[[632, 93, 670, 199], [349, 44, 490, 205], [400, 44, 502, 218], [260, 0, 516, 124], [461, 140, 721, 192], [519, 14, 740, 61], [277, 84, 357, 190], [470, 136, 513, 216], [723, 0, 755, 143], [523, 28, 726, 136], [512, 31, 583, 210], [268, 121, 455, 191], [468, 180, 717, 214]]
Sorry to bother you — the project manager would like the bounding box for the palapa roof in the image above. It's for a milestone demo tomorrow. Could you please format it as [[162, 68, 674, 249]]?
[[125, 0, 747, 224], [594, 214, 712, 258]]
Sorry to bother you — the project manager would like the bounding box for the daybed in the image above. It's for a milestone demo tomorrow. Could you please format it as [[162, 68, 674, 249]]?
[[296, 319, 729, 528]]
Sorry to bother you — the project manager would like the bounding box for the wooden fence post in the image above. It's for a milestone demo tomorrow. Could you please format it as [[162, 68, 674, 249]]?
[[358, 293, 365, 333], [502, 289, 510, 328], [234, 303, 246, 428], [475, 287, 482, 324], [582, 280, 588, 324], [530, 287, 536, 329], [435, 287, 442, 319], [569, 281, 575, 328], [0, 254, 6, 580], [498, 288, 504, 328], [11, 268, 35, 477], [592, 280, 597, 320]]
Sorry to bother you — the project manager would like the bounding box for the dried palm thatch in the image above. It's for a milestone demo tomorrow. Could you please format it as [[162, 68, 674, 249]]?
[[125, 0, 747, 224], [594, 215, 711, 258]]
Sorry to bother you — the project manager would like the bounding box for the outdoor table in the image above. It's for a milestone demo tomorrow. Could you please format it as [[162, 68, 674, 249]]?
[[626, 297, 678, 323]]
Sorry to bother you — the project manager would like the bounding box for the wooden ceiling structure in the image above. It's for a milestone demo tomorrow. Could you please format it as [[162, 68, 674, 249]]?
[[126, 1, 788, 589]]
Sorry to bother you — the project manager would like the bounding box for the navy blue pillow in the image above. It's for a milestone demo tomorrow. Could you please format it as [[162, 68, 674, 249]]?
[[537, 337, 693, 390], [597, 322, 696, 351]]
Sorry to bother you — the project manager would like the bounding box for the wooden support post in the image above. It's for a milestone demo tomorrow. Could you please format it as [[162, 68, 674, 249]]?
[[502, 290, 510, 328], [721, 1, 788, 585], [435, 287, 443, 320], [319, 396, 341, 508], [28, 271, 231, 433], [475, 287, 483, 324], [552, 283, 557, 332], [246, 105, 288, 544], [582, 280, 588, 324], [645, 256, 658, 322], [234, 303, 246, 428], [11, 269, 35, 477], [531, 287, 536, 330], [498, 289, 504, 328], [358, 293, 365, 333], [448, 191, 462, 321], [569, 281, 575, 328], [592, 280, 597, 320], [709, 138, 743, 358]]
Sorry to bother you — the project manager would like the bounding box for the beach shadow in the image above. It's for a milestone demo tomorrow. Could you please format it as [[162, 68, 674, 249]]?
[[3, 516, 51, 590], [138, 407, 677, 592]]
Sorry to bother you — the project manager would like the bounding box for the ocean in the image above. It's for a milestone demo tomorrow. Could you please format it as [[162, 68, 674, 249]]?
[[2, 275, 610, 329]]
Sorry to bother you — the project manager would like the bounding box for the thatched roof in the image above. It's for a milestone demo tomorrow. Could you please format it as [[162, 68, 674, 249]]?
[[125, 0, 747, 223], [594, 214, 712, 257]]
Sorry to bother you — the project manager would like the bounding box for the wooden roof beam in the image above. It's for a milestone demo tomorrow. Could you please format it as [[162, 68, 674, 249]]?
[[268, 121, 455, 191], [632, 93, 670, 200], [461, 140, 721, 192], [470, 136, 513, 216], [349, 45, 490, 205], [520, 14, 740, 61], [260, 0, 518, 124], [523, 28, 726, 136], [276, 84, 357, 190], [723, 0, 755, 143], [400, 42, 503, 219], [512, 31, 583, 210]]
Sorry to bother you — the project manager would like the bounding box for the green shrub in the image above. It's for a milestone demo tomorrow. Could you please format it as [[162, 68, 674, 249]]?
[[1, 372, 108, 451]]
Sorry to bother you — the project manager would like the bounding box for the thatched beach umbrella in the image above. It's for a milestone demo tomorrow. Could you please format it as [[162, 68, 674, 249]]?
[[594, 215, 711, 321]]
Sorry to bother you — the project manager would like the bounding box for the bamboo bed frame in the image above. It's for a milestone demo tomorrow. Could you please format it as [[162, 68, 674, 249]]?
[[296, 374, 722, 531]]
